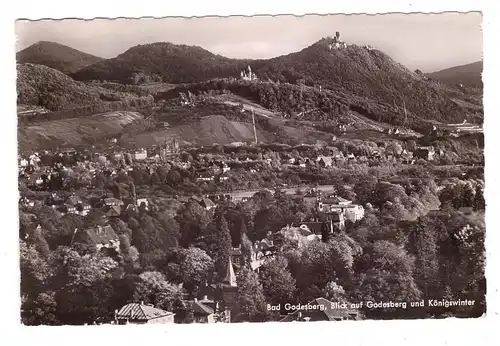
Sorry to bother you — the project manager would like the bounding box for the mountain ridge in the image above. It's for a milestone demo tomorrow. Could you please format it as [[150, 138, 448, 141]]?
[[426, 61, 483, 88]]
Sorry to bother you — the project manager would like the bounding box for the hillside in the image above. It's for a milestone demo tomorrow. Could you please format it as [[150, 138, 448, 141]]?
[[74, 38, 483, 128], [17, 63, 153, 114], [426, 61, 483, 88], [18, 111, 144, 151], [17, 41, 104, 74], [72, 42, 250, 84]]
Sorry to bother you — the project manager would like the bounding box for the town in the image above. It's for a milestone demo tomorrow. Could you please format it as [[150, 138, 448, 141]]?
[[17, 20, 485, 326]]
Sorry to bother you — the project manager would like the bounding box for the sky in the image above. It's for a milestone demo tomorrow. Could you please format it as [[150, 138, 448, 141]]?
[[15, 12, 482, 72]]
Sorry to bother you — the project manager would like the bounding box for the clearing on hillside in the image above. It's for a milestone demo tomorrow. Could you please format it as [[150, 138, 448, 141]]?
[[18, 111, 144, 151]]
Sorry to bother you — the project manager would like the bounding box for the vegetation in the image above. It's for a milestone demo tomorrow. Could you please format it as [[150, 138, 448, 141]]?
[[17, 41, 104, 74]]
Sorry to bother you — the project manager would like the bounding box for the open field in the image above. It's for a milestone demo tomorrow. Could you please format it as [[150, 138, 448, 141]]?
[[18, 111, 144, 151], [126, 115, 269, 148]]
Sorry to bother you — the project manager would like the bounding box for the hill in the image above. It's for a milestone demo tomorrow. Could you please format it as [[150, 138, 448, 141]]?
[[72, 42, 250, 84], [17, 41, 104, 75], [426, 61, 483, 88], [18, 111, 144, 151], [74, 37, 483, 129], [17, 63, 154, 114]]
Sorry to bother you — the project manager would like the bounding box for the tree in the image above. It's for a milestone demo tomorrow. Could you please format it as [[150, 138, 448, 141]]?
[[176, 200, 212, 247], [407, 218, 439, 299], [180, 247, 214, 294], [259, 256, 296, 309], [236, 266, 267, 322], [133, 271, 185, 312], [352, 240, 421, 318], [204, 215, 232, 279], [323, 281, 348, 304], [51, 248, 118, 324], [473, 186, 485, 211], [167, 169, 182, 186]]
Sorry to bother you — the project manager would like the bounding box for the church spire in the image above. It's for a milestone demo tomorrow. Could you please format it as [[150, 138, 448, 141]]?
[[223, 256, 237, 287]]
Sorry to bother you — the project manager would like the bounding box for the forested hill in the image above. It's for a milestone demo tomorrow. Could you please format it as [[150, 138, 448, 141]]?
[[73, 38, 483, 126], [72, 42, 252, 84], [17, 63, 153, 113], [426, 61, 483, 88], [17, 41, 104, 75]]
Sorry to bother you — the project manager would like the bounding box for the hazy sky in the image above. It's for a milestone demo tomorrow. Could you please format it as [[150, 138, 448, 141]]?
[[16, 12, 482, 72]]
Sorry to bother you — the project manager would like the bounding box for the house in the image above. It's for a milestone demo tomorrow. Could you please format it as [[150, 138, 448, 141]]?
[[317, 156, 333, 168], [318, 196, 352, 212], [279, 225, 321, 249], [137, 198, 149, 210], [103, 197, 123, 207], [65, 195, 83, 207], [196, 172, 215, 182], [125, 203, 139, 213], [343, 204, 365, 222], [199, 197, 216, 211], [58, 203, 77, 215], [230, 247, 245, 267], [327, 211, 345, 230], [77, 203, 92, 216], [191, 296, 217, 323], [105, 205, 122, 218], [75, 225, 120, 251], [114, 302, 175, 324], [414, 146, 435, 161], [133, 149, 148, 161], [279, 297, 361, 322], [295, 159, 306, 168]]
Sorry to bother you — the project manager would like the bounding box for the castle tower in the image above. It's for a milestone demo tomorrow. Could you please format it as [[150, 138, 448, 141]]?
[[335, 31, 340, 40], [222, 257, 239, 322]]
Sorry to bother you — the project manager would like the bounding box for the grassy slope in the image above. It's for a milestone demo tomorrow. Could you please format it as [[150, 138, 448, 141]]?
[[18, 111, 144, 150]]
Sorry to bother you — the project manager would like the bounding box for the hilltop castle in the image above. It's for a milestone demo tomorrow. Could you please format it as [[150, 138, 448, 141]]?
[[240, 65, 258, 81], [327, 31, 348, 50]]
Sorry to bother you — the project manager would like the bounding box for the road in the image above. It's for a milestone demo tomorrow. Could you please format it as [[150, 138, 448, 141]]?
[[222, 101, 275, 118], [228, 185, 336, 201]]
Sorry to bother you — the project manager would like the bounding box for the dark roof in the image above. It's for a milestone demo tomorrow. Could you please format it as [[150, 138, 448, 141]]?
[[104, 197, 122, 205], [106, 205, 122, 217], [116, 303, 174, 321], [66, 195, 82, 206], [191, 301, 214, 316], [321, 196, 351, 205], [200, 197, 216, 208], [291, 222, 323, 235], [84, 225, 118, 245]]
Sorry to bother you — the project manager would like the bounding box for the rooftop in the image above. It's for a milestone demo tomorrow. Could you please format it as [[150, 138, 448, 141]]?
[[116, 303, 174, 321]]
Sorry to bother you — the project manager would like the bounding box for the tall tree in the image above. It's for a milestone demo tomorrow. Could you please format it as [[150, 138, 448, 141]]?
[[236, 266, 267, 322], [259, 256, 296, 309], [204, 214, 232, 279]]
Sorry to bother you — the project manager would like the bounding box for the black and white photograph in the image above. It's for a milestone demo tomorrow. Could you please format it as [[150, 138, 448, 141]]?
[[15, 11, 486, 326]]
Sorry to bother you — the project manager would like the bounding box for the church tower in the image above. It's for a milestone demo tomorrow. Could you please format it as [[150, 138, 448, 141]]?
[[221, 257, 239, 322]]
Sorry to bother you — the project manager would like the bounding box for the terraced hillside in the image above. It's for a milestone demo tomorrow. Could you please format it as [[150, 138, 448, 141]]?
[[18, 111, 144, 151]]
